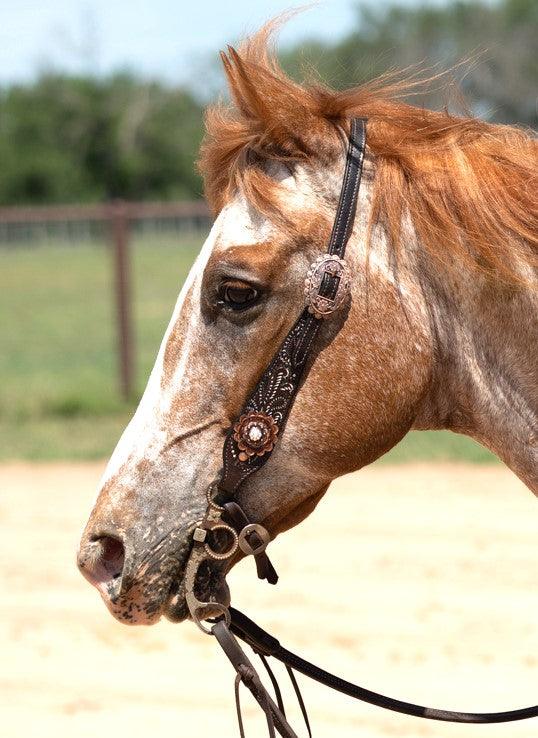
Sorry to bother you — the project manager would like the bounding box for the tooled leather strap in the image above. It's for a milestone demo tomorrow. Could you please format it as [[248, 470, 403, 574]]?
[[219, 118, 366, 497]]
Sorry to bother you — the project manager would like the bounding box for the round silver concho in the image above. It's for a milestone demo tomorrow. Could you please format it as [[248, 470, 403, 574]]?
[[304, 254, 350, 319]]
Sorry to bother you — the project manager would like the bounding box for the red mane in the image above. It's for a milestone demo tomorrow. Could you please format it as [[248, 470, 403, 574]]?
[[199, 19, 537, 284]]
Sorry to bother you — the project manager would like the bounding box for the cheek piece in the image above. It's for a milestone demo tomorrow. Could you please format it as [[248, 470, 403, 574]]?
[[182, 118, 538, 737]]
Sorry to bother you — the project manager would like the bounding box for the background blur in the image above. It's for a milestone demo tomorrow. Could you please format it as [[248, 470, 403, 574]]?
[[1, 0, 536, 462], [1, 3, 537, 738]]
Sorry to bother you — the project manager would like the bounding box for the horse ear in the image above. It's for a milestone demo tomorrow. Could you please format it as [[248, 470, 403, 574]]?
[[221, 46, 270, 126], [220, 45, 322, 157]]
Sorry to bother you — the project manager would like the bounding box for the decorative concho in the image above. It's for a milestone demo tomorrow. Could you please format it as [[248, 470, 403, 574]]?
[[233, 411, 279, 462], [304, 254, 350, 319]]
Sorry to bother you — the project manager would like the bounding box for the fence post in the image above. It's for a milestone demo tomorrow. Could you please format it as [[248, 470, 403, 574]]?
[[110, 200, 134, 401]]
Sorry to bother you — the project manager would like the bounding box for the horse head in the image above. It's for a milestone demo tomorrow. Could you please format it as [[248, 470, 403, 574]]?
[[78, 24, 537, 626]]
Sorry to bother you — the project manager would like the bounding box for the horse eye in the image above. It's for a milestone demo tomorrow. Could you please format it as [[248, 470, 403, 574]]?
[[219, 281, 259, 311]]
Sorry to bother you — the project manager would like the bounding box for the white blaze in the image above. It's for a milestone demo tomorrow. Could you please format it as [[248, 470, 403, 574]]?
[[98, 195, 277, 491]]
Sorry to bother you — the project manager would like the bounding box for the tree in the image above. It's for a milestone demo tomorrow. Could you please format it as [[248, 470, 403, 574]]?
[[0, 0, 534, 205], [0, 74, 204, 205], [281, 0, 538, 128]]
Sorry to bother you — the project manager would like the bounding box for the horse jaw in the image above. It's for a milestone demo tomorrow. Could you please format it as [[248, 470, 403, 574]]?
[[412, 253, 538, 495]]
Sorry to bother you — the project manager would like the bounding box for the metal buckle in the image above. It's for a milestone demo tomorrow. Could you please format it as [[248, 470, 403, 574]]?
[[238, 523, 271, 556], [304, 254, 350, 319]]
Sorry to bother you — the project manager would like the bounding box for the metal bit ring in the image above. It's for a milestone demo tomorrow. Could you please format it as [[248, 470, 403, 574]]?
[[206, 483, 225, 512], [204, 523, 239, 560], [189, 601, 231, 635]]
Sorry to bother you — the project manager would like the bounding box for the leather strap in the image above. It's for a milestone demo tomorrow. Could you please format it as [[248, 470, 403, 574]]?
[[219, 118, 366, 496], [228, 607, 538, 725], [223, 501, 278, 584], [212, 620, 299, 738]]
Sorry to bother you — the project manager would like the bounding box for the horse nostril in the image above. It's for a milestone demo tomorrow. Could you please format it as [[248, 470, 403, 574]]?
[[98, 536, 125, 580], [78, 535, 126, 595]]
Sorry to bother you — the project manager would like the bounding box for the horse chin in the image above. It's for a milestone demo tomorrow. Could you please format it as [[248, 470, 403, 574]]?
[[97, 584, 168, 626], [164, 579, 190, 622], [164, 564, 231, 624]]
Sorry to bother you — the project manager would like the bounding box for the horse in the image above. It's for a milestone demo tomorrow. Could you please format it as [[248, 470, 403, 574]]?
[[77, 21, 537, 638]]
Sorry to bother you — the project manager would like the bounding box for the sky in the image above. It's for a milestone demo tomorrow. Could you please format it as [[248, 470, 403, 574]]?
[[0, 1, 355, 84], [0, 0, 428, 86]]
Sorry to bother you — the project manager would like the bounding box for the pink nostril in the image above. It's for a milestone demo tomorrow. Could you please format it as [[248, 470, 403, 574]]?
[[78, 535, 125, 593]]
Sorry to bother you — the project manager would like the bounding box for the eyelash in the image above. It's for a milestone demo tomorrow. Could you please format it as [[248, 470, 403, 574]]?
[[217, 281, 261, 311]]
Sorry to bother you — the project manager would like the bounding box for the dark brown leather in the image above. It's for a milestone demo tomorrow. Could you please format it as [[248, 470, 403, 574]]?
[[212, 620, 298, 738], [223, 501, 278, 584], [229, 607, 538, 725], [219, 118, 367, 497]]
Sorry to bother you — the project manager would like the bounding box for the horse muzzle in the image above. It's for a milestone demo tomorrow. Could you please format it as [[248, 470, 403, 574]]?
[[77, 522, 199, 625]]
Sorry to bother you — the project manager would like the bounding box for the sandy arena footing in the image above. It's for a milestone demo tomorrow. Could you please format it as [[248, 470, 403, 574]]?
[[0, 462, 536, 738]]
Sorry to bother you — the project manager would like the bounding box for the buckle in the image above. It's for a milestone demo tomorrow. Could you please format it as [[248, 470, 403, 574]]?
[[238, 523, 271, 556], [304, 254, 350, 319]]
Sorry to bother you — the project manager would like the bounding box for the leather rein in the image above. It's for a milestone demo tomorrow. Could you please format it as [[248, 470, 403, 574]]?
[[183, 118, 538, 736]]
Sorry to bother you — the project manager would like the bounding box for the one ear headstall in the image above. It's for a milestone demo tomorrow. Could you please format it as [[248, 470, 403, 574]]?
[[184, 117, 366, 633], [218, 117, 366, 497]]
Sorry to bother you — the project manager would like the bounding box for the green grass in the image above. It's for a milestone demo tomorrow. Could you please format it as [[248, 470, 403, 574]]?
[[0, 234, 201, 459], [0, 235, 496, 463]]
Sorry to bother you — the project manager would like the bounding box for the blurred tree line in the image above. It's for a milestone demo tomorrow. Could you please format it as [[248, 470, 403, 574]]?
[[282, 0, 537, 125], [0, 0, 535, 206], [0, 74, 204, 205]]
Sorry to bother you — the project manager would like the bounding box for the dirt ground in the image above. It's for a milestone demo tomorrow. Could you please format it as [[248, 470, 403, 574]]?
[[1, 462, 536, 738]]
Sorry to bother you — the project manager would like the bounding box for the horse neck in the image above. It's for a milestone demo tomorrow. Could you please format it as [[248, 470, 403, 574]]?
[[412, 253, 538, 494]]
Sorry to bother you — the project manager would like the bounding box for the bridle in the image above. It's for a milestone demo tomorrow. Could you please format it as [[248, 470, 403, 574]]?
[[183, 118, 538, 736]]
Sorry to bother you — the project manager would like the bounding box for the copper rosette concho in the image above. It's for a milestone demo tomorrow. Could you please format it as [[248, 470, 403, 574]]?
[[233, 411, 279, 462], [304, 254, 350, 319]]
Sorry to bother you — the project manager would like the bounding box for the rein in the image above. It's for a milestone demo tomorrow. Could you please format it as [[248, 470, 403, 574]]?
[[183, 118, 538, 736]]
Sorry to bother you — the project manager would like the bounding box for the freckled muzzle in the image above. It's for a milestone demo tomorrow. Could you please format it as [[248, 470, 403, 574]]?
[[77, 519, 218, 626]]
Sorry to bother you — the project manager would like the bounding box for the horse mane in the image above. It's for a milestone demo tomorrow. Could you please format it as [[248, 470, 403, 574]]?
[[198, 19, 538, 284]]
